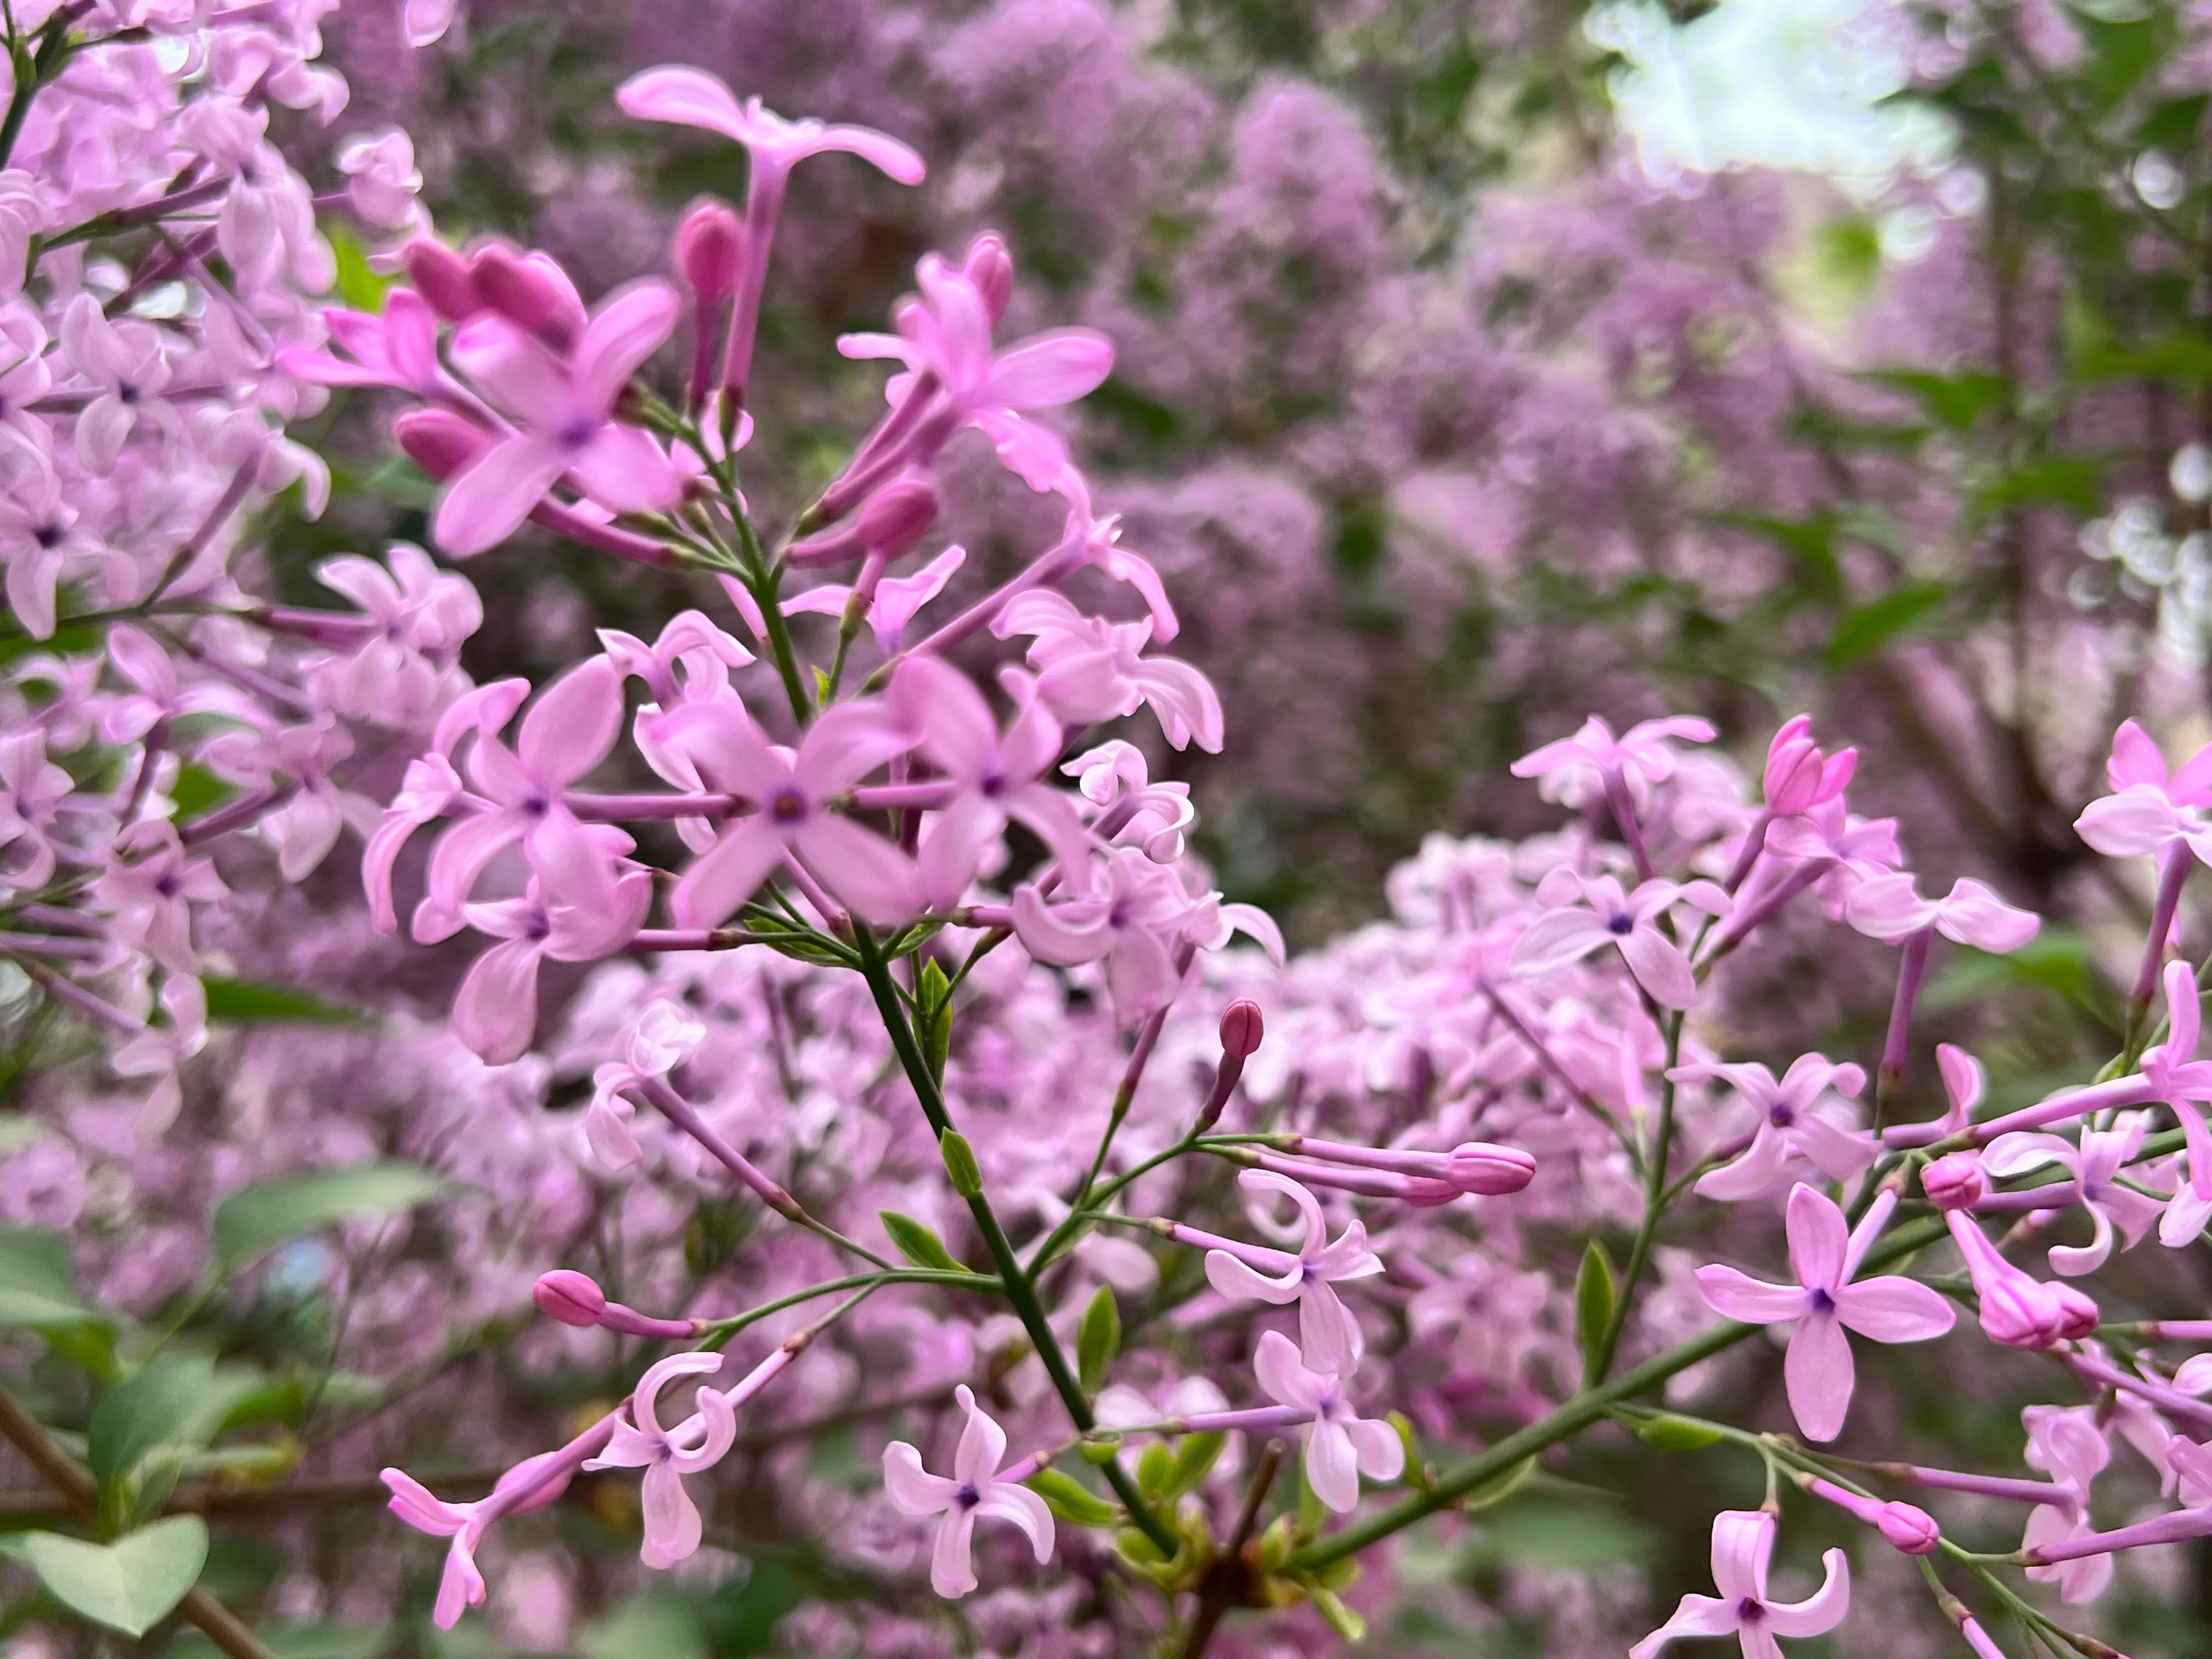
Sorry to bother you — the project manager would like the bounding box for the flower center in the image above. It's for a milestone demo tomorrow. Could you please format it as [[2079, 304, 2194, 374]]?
[[770, 787, 809, 825], [1737, 1598, 1765, 1623], [979, 770, 1006, 799], [556, 413, 597, 450], [1606, 912, 1633, 935], [117, 382, 140, 405], [1808, 1287, 1836, 1314], [1767, 1103, 1796, 1127], [953, 1482, 980, 1510], [1108, 898, 1132, 929], [32, 521, 62, 550]]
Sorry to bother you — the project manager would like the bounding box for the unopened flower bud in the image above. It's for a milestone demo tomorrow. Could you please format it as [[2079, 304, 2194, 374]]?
[[402, 236, 481, 320], [1220, 1000, 1264, 1059], [471, 244, 581, 346], [963, 232, 1013, 324], [675, 200, 745, 302], [1877, 1502, 1941, 1555], [855, 471, 939, 558], [2051, 1282, 2101, 1341], [533, 1269, 606, 1328], [1763, 716, 1857, 815], [1922, 1151, 1985, 1210], [393, 407, 491, 482], [1447, 1141, 1537, 1195]]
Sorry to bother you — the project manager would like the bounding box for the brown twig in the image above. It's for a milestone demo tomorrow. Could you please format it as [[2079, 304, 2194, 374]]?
[[1177, 1438, 1286, 1659]]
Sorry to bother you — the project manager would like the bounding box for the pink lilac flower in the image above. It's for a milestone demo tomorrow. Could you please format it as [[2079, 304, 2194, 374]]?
[[1009, 847, 1195, 1024], [784, 545, 966, 656], [1843, 874, 2041, 952], [453, 872, 652, 1064], [1509, 870, 1729, 1009], [1676, 1053, 1877, 1200], [278, 291, 447, 400], [585, 1000, 706, 1169], [2075, 718, 2212, 864], [1249, 1329, 1403, 1513], [881, 1385, 1054, 1598], [60, 295, 177, 476], [2140, 960, 2212, 1244], [306, 541, 482, 726], [1944, 1210, 2100, 1351], [1198, 1171, 1385, 1371], [0, 729, 73, 889], [1695, 1186, 1954, 1441], [1629, 1510, 1849, 1658], [2022, 1405, 2113, 1604], [990, 589, 1223, 752], [1982, 1119, 2162, 1276], [1509, 714, 1716, 810], [582, 1352, 737, 1570], [433, 281, 686, 557]]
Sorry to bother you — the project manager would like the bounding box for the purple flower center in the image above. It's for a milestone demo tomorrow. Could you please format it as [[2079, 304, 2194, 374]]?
[[953, 1482, 980, 1509], [1606, 912, 1632, 935], [979, 770, 1006, 799], [32, 521, 62, 550], [556, 413, 597, 450], [154, 872, 180, 899], [1809, 1287, 1836, 1314], [117, 382, 140, 405], [1737, 1599, 1765, 1623], [770, 786, 809, 825], [1108, 898, 1133, 929], [1767, 1103, 1796, 1126]]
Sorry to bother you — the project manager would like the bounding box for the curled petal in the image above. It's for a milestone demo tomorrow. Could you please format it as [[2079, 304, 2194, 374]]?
[[974, 1483, 1055, 1564]]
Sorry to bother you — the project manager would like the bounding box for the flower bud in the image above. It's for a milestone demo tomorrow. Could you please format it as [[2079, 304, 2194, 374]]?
[[470, 244, 582, 346], [402, 236, 481, 321], [963, 231, 1013, 324], [2051, 1281, 2101, 1342], [393, 407, 491, 482], [1402, 1177, 1461, 1207], [675, 201, 745, 302], [533, 1269, 606, 1328], [1877, 1502, 1942, 1555], [1447, 1141, 1537, 1195], [1220, 999, 1265, 1059], [854, 471, 939, 558], [1921, 1151, 1985, 1210], [1763, 716, 1857, 815]]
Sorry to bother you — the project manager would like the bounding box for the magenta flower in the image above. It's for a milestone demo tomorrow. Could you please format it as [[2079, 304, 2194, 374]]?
[[453, 871, 651, 1064], [1199, 1171, 1384, 1371], [785, 545, 966, 656], [583, 1352, 738, 1570], [1695, 1186, 1954, 1441], [840, 249, 1113, 492], [1943, 1210, 2100, 1351], [1250, 1329, 1403, 1513], [1760, 715, 1857, 815], [1677, 1053, 1877, 1201], [2106, 718, 2212, 802], [888, 657, 1091, 906], [2022, 1405, 2113, 1604], [1983, 1119, 2161, 1276], [2146, 961, 2212, 1244], [1844, 873, 2040, 952], [1509, 714, 1716, 810], [383, 1444, 582, 1629], [991, 589, 1223, 752], [1629, 1510, 1849, 1658], [414, 658, 628, 937], [434, 281, 685, 557], [1509, 870, 1729, 1009], [882, 1384, 1054, 1598], [659, 698, 918, 927], [279, 292, 445, 398]]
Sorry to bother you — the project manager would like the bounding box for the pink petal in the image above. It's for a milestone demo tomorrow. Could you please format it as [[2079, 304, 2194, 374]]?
[[1785, 1312, 1854, 1441], [575, 281, 681, 413], [1304, 1419, 1360, 1513], [1833, 1276, 1956, 1342], [1627, 1595, 1739, 1658], [1934, 878, 2039, 953], [614, 66, 750, 143], [1785, 1183, 1848, 1291], [1204, 1250, 1302, 1307], [1709, 1509, 1776, 1601], [1251, 1328, 1326, 1413], [638, 1460, 702, 1569], [1508, 908, 1612, 978], [950, 1384, 1007, 1486], [805, 123, 927, 185], [793, 815, 920, 924], [450, 935, 543, 1064], [980, 329, 1114, 410], [929, 1508, 978, 1598], [1694, 1263, 1811, 1325], [2076, 786, 2191, 857], [435, 435, 571, 558], [1762, 1547, 1851, 1635], [571, 422, 684, 515], [670, 819, 785, 927], [974, 1483, 1055, 1563], [1617, 927, 1697, 1008], [519, 656, 624, 785], [881, 1442, 956, 1516]]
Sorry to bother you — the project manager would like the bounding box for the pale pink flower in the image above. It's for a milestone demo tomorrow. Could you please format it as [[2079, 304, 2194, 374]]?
[[60, 294, 176, 476], [112, 974, 206, 1135], [2022, 1404, 2113, 1604], [98, 623, 264, 745], [1695, 1187, 1953, 1441], [335, 129, 425, 232], [785, 545, 966, 656], [582, 1352, 737, 1570], [1844, 873, 2040, 952], [585, 1001, 706, 1169], [1629, 1510, 1849, 1658], [1983, 1119, 2162, 1276], [1250, 1329, 1403, 1513], [93, 821, 227, 976], [1509, 714, 1716, 810], [991, 589, 1222, 752], [453, 871, 651, 1065], [384, 1445, 582, 1629], [0, 461, 87, 641], [882, 1385, 1053, 1598], [1201, 1171, 1384, 1371], [278, 292, 446, 399], [309, 542, 482, 725], [1678, 1053, 1877, 1201], [0, 727, 72, 889], [402, 0, 458, 47], [1760, 715, 1857, 815], [1509, 870, 1729, 1009], [616, 68, 924, 185], [435, 282, 685, 557], [2140, 960, 2212, 1245], [1010, 847, 1194, 1024]]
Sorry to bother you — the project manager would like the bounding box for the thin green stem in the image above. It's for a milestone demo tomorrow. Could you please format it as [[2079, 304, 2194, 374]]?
[[695, 1268, 1000, 1351], [1589, 1007, 1685, 1380]]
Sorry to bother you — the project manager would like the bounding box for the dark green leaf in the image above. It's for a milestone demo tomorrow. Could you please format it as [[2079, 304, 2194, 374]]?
[[938, 1130, 982, 1199], [201, 978, 374, 1028], [1076, 1286, 1120, 1392], [2139, 92, 2210, 151], [87, 1353, 263, 1513], [211, 1160, 453, 1272], [1825, 581, 1950, 670]]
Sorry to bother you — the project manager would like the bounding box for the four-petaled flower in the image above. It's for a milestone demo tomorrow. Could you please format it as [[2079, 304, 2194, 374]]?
[[1509, 870, 1729, 1010], [882, 1384, 1054, 1598], [1250, 1328, 1404, 1514], [583, 1352, 737, 1570], [2022, 1404, 2113, 1605], [1695, 1185, 1954, 1441], [1201, 1170, 1384, 1372], [1510, 714, 1716, 810], [1677, 1052, 1877, 1201], [1984, 1118, 2162, 1277], [1629, 1509, 1849, 1658]]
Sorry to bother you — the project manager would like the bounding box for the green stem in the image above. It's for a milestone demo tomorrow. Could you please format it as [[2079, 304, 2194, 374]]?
[[727, 496, 811, 723], [696, 1268, 1000, 1351], [1589, 1007, 1685, 1380], [850, 923, 1179, 1556]]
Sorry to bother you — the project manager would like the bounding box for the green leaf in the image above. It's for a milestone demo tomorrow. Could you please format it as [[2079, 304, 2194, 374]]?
[[939, 1129, 982, 1200], [0, 1226, 107, 1331], [1458, 1453, 1537, 1513], [1971, 458, 2103, 521], [1701, 511, 1841, 603], [325, 224, 394, 313], [1076, 1286, 1120, 1392], [87, 1352, 263, 1506], [1635, 1414, 1726, 1453], [1160, 1431, 1226, 1500], [212, 1160, 453, 1273], [2138, 92, 2210, 151], [1824, 580, 1950, 670], [915, 959, 952, 1083], [1135, 1440, 1172, 1500], [878, 1210, 963, 1273], [1573, 1238, 1616, 1376], [4, 1516, 208, 1637], [1859, 368, 2007, 431], [1028, 1468, 1121, 1528], [201, 977, 374, 1028], [1307, 1585, 1366, 1642]]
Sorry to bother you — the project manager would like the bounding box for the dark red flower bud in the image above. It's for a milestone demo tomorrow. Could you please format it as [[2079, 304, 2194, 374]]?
[[1219, 999, 1264, 1059]]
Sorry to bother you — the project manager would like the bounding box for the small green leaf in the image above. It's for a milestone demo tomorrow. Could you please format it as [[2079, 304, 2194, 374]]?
[[1135, 1440, 1172, 1500], [212, 1160, 453, 1273], [1076, 1286, 1120, 1392], [939, 1130, 983, 1200], [2139, 92, 2210, 152], [325, 224, 394, 313], [1825, 581, 1950, 671], [1574, 1238, 1617, 1377], [1459, 1453, 1537, 1513], [1635, 1414, 1727, 1454], [87, 1352, 263, 1508], [5, 1516, 208, 1637], [1859, 368, 2007, 431], [1159, 1431, 1226, 1500], [0, 1226, 107, 1331], [878, 1210, 963, 1273], [1307, 1584, 1366, 1642], [1028, 1467, 1121, 1528], [915, 958, 953, 1082], [201, 977, 374, 1028]]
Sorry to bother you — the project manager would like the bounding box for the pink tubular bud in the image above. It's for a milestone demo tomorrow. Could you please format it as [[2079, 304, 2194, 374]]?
[[1877, 1502, 1942, 1555], [470, 245, 583, 347], [675, 200, 745, 301], [534, 1269, 606, 1328], [394, 407, 492, 481], [402, 237, 482, 321], [1922, 1150, 1986, 1210], [854, 471, 939, 558], [1446, 1142, 1537, 1195], [963, 232, 1013, 324], [1763, 716, 1855, 815], [1220, 999, 1264, 1059]]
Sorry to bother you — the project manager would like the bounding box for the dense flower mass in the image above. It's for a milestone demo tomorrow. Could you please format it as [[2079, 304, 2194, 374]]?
[[14, 3, 2212, 1658]]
